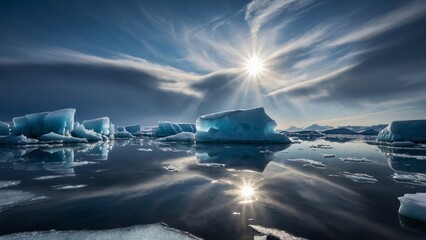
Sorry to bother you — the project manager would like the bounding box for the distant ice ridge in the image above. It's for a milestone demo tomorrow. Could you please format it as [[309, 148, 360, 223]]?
[[155, 121, 196, 137], [195, 107, 291, 143], [12, 109, 76, 138], [398, 193, 426, 223], [377, 120, 426, 143], [0, 223, 201, 240], [0, 121, 10, 135]]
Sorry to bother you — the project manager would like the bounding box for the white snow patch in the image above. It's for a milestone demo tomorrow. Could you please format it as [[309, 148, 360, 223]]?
[[137, 148, 153, 152]]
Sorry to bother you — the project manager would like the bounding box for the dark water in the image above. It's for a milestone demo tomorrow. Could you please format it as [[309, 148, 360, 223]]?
[[0, 137, 426, 239]]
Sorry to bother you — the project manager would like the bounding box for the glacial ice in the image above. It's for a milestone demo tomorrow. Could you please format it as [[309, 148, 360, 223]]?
[[12, 109, 75, 138], [0, 121, 10, 135], [195, 107, 291, 143], [159, 132, 195, 142], [82, 117, 111, 135], [114, 131, 134, 139], [177, 123, 196, 133], [0, 135, 39, 145], [38, 132, 87, 143], [155, 121, 183, 137], [377, 120, 426, 143], [0, 190, 47, 212], [71, 123, 103, 142], [125, 125, 141, 134], [0, 223, 200, 240], [398, 193, 426, 223]]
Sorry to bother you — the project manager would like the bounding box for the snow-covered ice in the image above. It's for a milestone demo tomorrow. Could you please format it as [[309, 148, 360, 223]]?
[[82, 117, 111, 135], [340, 157, 372, 163], [195, 107, 291, 143], [0, 223, 200, 240], [0, 121, 10, 135], [377, 120, 426, 143], [309, 144, 333, 149], [12, 109, 75, 138], [0, 190, 47, 212], [398, 193, 426, 223], [287, 158, 326, 168], [333, 172, 378, 183], [250, 225, 307, 240], [72, 123, 103, 142], [38, 132, 87, 143], [159, 132, 195, 142]]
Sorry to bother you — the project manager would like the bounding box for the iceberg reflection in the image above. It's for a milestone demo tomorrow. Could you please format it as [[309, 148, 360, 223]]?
[[378, 146, 426, 173]]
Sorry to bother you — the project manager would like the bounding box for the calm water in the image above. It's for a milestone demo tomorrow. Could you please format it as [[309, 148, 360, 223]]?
[[0, 136, 425, 239]]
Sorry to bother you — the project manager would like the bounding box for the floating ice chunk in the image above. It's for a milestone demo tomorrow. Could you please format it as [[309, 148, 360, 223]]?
[[125, 124, 141, 134], [0, 190, 47, 212], [114, 131, 134, 139], [391, 141, 416, 147], [0, 134, 39, 145], [82, 117, 111, 135], [287, 158, 326, 168], [163, 165, 178, 172], [0, 121, 10, 135], [137, 148, 153, 152], [232, 212, 241, 215], [0, 223, 200, 240], [195, 107, 291, 143], [33, 175, 75, 180], [12, 109, 75, 138], [53, 184, 87, 190], [71, 123, 103, 142], [155, 121, 183, 137], [0, 181, 21, 189], [309, 144, 333, 149], [159, 132, 195, 142], [378, 120, 426, 143], [340, 157, 372, 163], [323, 154, 335, 158], [250, 225, 307, 240], [398, 193, 426, 223], [392, 173, 426, 186], [333, 172, 378, 183], [38, 132, 87, 143]]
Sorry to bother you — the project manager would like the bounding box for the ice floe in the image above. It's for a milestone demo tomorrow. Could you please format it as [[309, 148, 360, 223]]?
[[137, 148, 153, 152], [287, 158, 326, 168], [392, 173, 426, 186], [309, 144, 333, 149], [398, 193, 426, 223], [339, 157, 372, 163], [0, 223, 200, 240], [332, 172, 378, 183], [391, 141, 416, 147], [250, 225, 307, 240], [33, 175, 75, 181], [38, 132, 87, 143], [195, 107, 291, 143], [163, 165, 178, 172]]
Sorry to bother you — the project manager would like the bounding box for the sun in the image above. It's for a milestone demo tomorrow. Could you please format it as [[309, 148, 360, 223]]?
[[245, 56, 265, 76]]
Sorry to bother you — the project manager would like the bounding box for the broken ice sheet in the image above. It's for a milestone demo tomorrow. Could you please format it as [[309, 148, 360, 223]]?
[[340, 157, 372, 163], [0, 190, 47, 212], [287, 158, 326, 168], [332, 172, 378, 183]]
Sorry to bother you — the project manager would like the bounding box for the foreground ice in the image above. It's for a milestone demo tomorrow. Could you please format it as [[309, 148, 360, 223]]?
[[377, 120, 426, 143], [12, 109, 75, 138], [287, 158, 326, 168], [0, 223, 200, 240], [0, 190, 46, 212], [159, 132, 195, 142], [53, 184, 88, 190], [0, 121, 10, 135], [82, 117, 111, 135], [38, 132, 87, 143], [333, 172, 378, 183], [250, 225, 306, 240], [195, 107, 291, 143], [398, 193, 426, 223], [391, 141, 416, 147]]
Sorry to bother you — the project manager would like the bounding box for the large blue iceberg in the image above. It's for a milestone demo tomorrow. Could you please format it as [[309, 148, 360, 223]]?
[[377, 120, 426, 143], [82, 117, 111, 136], [12, 109, 76, 138], [195, 107, 291, 143]]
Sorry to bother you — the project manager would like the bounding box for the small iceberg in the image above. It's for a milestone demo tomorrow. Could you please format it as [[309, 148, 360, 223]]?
[[398, 193, 426, 223], [323, 154, 335, 158], [0, 121, 10, 135], [377, 120, 426, 143], [53, 184, 88, 190], [195, 107, 291, 143], [155, 122, 196, 137]]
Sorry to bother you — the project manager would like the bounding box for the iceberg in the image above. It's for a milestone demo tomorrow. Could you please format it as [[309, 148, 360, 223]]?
[[155, 121, 183, 137], [0, 121, 10, 135], [398, 193, 426, 223], [125, 124, 141, 134], [71, 123, 103, 142], [377, 120, 426, 143], [287, 158, 326, 168], [159, 132, 195, 142], [0, 223, 200, 240], [195, 107, 291, 143], [12, 109, 75, 138], [177, 123, 196, 133], [82, 117, 111, 135], [38, 132, 87, 143]]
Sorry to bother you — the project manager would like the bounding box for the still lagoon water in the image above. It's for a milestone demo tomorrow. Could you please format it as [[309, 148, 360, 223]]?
[[0, 136, 425, 239]]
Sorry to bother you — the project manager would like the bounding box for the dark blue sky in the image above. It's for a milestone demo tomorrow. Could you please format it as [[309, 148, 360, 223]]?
[[1, 0, 425, 127]]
